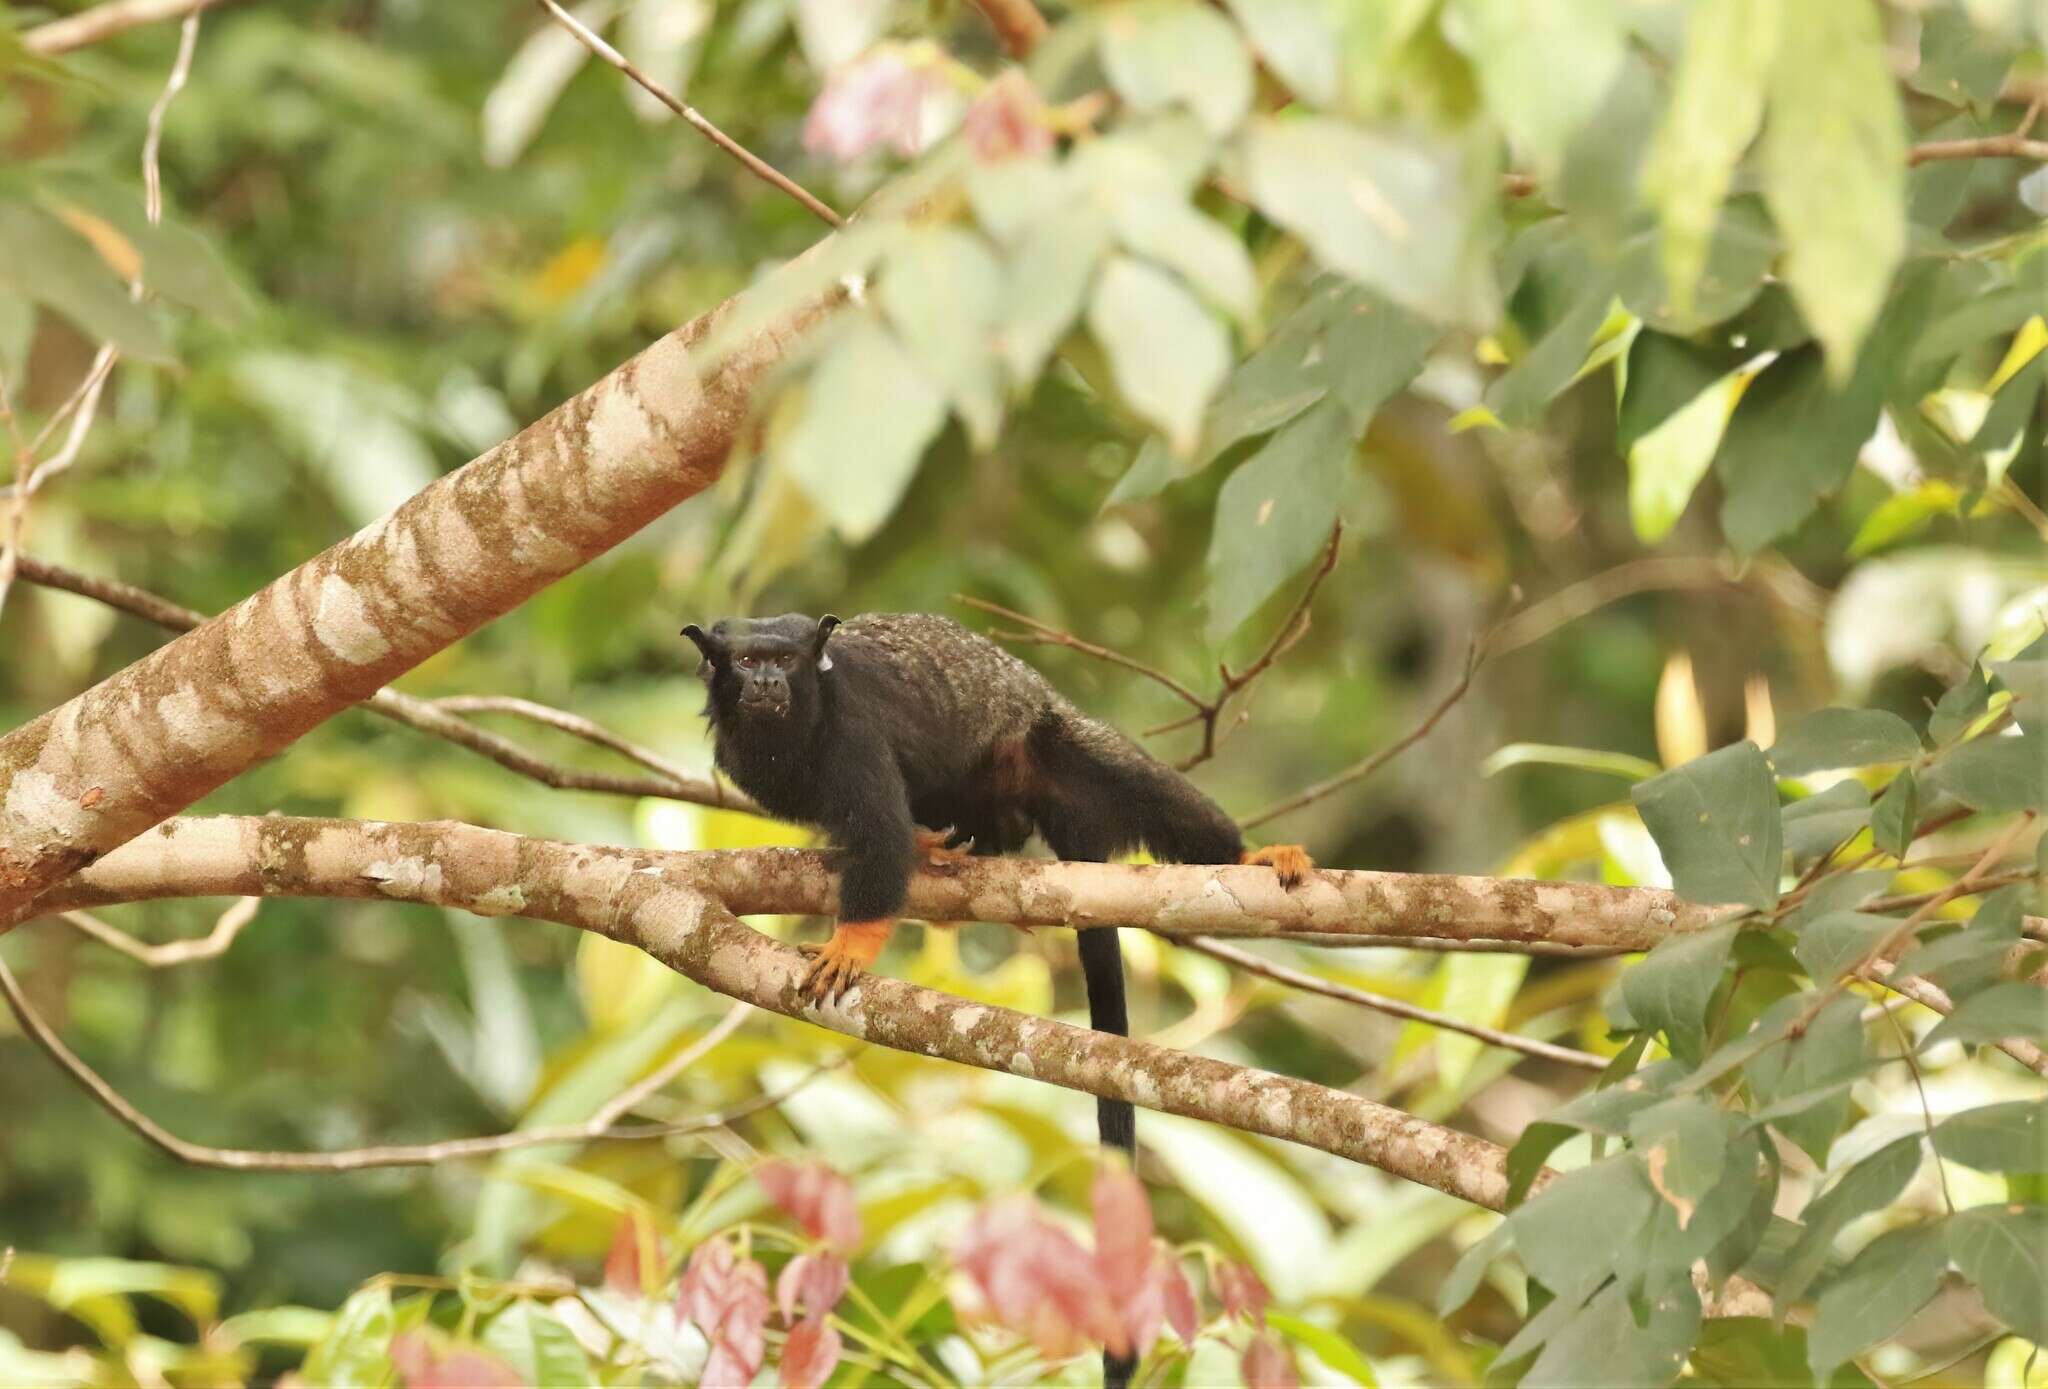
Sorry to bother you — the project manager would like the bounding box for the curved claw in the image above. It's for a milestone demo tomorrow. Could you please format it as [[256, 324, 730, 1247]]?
[[1242, 843, 1314, 888], [799, 919, 894, 1001], [914, 827, 975, 867]]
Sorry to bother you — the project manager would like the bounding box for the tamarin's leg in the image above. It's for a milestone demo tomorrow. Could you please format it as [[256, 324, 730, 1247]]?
[[805, 783, 917, 1001], [802, 920, 894, 999], [1242, 842, 1315, 885]]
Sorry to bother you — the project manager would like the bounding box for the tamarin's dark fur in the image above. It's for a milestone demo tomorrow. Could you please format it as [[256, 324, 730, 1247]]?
[[682, 613, 1309, 1384]]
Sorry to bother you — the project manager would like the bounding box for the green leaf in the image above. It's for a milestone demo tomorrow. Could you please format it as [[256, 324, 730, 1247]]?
[[1107, 184, 1256, 322], [302, 1285, 396, 1389], [1001, 206, 1111, 384], [1481, 743, 1663, 781], [1794, 912, 1895, 986], [1930, 664, 1995, 745], [1745, 994, 1868, 1164], [1438, 1220, 1512, 1315], [1486, 271, 1617, 427], [1776, 1136, 1924, 1312], [1632, 742, 1783, 911], [43, 1258, 220, 1327], [1769, 709, 1922, 776], [1510, 1157, 1656, 1305], [0, 200, 175, 364], [779, 318, 947, 544], [1630, 1097, 1742, 1218], [1640, 0, 1781, 319], [1088, 255, 1230, 456], [1949, 1205, 2048, 1344], [481, 1301, 591, 1388], [1523, 1280, 1698, 1389], [1692, 1319, 1877, 1389], [1450, 0, 1625, 181], [1714, 260, 1941, 553], [1561, 54, 1657, 248], [1806, 1221, 1949, 1379], [36, 172, 254, 324], [1761, 0, 1906, 376], [880, 227, 1005, 450], [1780, 781, 1871, 864], [1266, 1311, 1378, 1387], [1628, 365, 1746, 544], [1616, 197, 1779, 336], [1871, 771, 1919, 857], [1924, 730, 2047, 813], [1906, 7, 2016, 113], [1933, 1101, 2048, 1174], [1221, 0, 1336, 105], [1098, 1, 1252, 138], [1991, 656, 2048, 735], [1203, 396, 1350, 641], [1618, 923, 1740, 1064], [1924, 982, 2047, 1050], [1241, 116, 1491, 326]]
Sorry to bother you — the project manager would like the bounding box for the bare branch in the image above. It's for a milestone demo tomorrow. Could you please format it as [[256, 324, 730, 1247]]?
[[20, 0, 223, 55], [967, 0, 1049, 59], [1863, 959, 2048, 1078], [62, 897, 257, 967], [1490, 556, 1826, 656], [1240, 626, 1489, 833], [45, 814, 1745, 953], [12, 553, 763, 816], [956, 596, 1207, 711], [0, 954, 814, 1170], [533, 0, 843, 228], [1906, 133, 2048, 166], [1183, 937, 1606, 1071]]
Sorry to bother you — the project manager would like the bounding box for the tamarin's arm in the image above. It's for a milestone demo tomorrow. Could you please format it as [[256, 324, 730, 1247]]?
[[802, 734, 917, 1000]]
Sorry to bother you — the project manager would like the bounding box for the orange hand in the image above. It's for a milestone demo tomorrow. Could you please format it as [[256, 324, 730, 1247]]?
[[914, 827, 974, 866], [1242, 843, 1314, 888], [801, 919, 894, 1000]]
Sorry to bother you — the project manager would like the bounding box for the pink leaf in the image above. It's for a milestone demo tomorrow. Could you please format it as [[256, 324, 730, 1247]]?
[[757, 1161, 863, 1254], [954, 1196, 1126, 1361], [1242, 1332, 1300, 1389], [962, 70, 1053, 163], [1091, 1167, 1155, 1305], [1215, 1260, 1270, 1326], [1160, 1254, 1201, 1343], [680, 1236, 770, 1385], [776, 1253, 849, 1326], [780, 1317, 843, 1389], [390, 1330, 526, 1388], [603, 1210, 665, 1296], [802, 52, 936, 163]]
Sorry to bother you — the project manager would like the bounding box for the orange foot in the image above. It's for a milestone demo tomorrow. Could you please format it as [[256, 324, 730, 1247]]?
[[914, 827, 975, 867], [1242, 844, 1314, 888], [801, 919, 894, 1000]]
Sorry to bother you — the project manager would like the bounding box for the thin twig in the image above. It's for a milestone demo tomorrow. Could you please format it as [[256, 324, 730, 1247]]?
[[589, 1001, 750, 1128], [532, 0, 842, 228], [21, 0, 223, 54], [62, 897, 259, 967], [1863, 959, 2048, 1078], [1490, 556, 1826, 656], [1906, 133, 2048, 166], [1183, 937, 1605, 1070], [959, 596, 1207, 709], [1240, 625, 1490, 833], [966, 0, 1048, 58], [13, 553, 763, 815], [434, 695, 704, 789], [0, 952, 819, 1170], [1879, 1001, 1955, 1214]]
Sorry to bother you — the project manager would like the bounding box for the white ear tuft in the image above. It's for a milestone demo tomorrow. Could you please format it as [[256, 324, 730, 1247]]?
[[817, 652, 834, 672]]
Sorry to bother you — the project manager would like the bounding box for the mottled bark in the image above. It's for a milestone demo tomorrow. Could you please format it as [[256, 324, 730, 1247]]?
[[46, 814, 1738, 950], [0, 260, 839, 925]]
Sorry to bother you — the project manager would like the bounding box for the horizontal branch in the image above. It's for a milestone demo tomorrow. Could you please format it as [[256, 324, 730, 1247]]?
[[43, 815, 1737, 952], [21, 0, 222, 55]]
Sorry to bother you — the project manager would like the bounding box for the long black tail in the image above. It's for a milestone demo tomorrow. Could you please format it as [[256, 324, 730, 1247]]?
[[1028, 709, 1246, 1389]]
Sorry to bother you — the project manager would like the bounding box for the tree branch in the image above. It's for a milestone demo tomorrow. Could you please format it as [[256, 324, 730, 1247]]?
[[11, 553, 763, 815], [40, 814, 1741, 953], [61, 896, 257, 966], [20, 0, 224, 55], [967, 0, 1049, 59], [0, 222, 861, 923]]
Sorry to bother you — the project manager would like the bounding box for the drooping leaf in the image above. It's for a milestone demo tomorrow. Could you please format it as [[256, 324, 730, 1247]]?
[[1241, 116, 1490, 326], [1561, 53, 1657, 248], [1745, 994, 1868, 1164], [1204, 396, 1350, 641], [1000, 205, 1111, 384], [1872, 770, 1920, 862], [1618, 923, 1740, 1065], [1932, 1101, 2048, 1175], [1509, 1157, 1655, 1306], [1098, 1, 1252, 138], [0, 199, 175, 363], [1780, 781, 1871, 865], [1806, 1221, 1949, 1379], [1761, 0, 1906, 375], [36, 172, 254, 324], [1906, 7, 2017, 114], [1088, 255, 1231, 456], [1924, 731, 2047, 814], [1924, 982, 2048, 1050], [1930, 664, 1995, 745], [1522, 1279, 1698, 1389], [1775, 1136, 1924, 1312], [1632, 742, 1782, 911], [880, 227, 1006, 449], [1107, 183, 1257, 322], [1768, 709, 1922, 776], [1793, 912, 1895, 986], [1991, 655, 2048, 735], [1627, 365, 1747, 544], [480, 1301, 591, 1387], [1640, 0, 1780, 319], [1450, 0, 1625, 181], [1948, 1205, 2048, 1345], [1221, 0, 1336, 105], [302, 1285, 396, 1389], [779, 318, 947, 544]]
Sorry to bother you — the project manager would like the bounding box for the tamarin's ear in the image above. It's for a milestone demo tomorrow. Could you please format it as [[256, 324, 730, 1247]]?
[[680, 623, 725, 675], [813, 614, 841, 671]]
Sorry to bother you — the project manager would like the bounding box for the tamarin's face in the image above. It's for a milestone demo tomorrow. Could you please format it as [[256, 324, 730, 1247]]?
[[681, 613, 838, 724]]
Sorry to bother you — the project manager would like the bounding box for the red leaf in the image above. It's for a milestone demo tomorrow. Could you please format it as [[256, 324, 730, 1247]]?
[[1091, 1167, 1154, 1305], [1242, 1332, 1300, 1389], [1215, 1260, 1270, 1326], [962, 70, 1053, 163], [780, 1317, 843, 1389], [776, 1253, 850, 1327], [954, 1196, 1126, 1361], [603, 1210, 666, 1296], [390, 1330, 526, 1388], [680, 1236, 770, 1385], [757, 1160, 862, 1254], [802, 52, 937, 163], [1160, 1254, 1201, 1343]]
